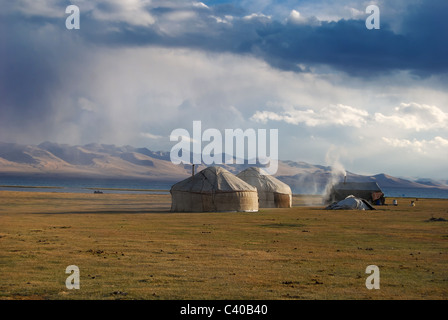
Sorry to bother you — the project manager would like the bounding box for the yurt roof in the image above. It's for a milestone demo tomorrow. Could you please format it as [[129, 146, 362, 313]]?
[[333, 182, 383, 192], [171, 166, 257, 193], [236, 167, 292, 194]]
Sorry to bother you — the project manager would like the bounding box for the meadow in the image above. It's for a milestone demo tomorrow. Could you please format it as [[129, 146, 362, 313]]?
[[0, 191, 447, 300]]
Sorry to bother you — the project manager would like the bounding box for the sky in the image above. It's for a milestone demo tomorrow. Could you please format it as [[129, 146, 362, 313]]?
[[1, 0, 447, 180]]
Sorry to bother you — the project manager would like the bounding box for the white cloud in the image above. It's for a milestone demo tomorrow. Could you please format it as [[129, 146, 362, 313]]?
[[6, 0, 156, 26], [243, 13, 271, 21], [140, 132, 163, 139], [210, 15, 232, 24], [10, 0, 65, 18], [78, 97, 97, 112], [163, 10, 197, 22], [192, 2, 209, 9], [288, 10, 304, 23], [382, 136, 448, 154], [347, 6, 365, 19], [84, 0, 156, 27], [286, 9, 320, 26], [374, 102, 448, 131], [251, 104, 369, 128]]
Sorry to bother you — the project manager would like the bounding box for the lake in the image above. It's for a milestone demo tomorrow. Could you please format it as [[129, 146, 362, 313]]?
[[0, 176, 174, 194], [1, 175, 447, 199]]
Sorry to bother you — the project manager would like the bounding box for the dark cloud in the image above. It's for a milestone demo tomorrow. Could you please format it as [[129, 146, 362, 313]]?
[[0, 17, 58, 131], [55, 0, 446, 77], [0, 14, 89, 142], [1, 0, 447, 143], [399, 0, 448, 75], [256, 19, 414, 75], [3, 0, 446, 80]]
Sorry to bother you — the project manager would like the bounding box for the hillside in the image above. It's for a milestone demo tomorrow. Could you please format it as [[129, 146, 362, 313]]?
[[0, 142, 447, 193]]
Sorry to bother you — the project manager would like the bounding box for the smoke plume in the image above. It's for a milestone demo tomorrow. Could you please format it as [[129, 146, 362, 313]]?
[[322, 145, 347, 202]]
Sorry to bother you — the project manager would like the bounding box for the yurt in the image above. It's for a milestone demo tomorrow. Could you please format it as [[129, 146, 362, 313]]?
[[170, 166, 259, 212], [324, 182, 385, 205], [236, 167, 292, 208]]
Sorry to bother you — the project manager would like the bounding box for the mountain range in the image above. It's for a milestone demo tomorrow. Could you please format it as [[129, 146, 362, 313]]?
[[0, 142, 447, 194]]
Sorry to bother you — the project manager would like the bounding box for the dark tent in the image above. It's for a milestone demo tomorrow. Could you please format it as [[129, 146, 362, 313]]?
[[324, 182, 385, 205]]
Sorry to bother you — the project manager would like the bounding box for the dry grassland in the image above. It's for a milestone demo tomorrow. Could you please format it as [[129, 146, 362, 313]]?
[[0, 191, 447, 300]]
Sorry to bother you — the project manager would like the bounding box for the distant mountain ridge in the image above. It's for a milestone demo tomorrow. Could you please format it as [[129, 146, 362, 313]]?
[[0, 142, 447, 194]]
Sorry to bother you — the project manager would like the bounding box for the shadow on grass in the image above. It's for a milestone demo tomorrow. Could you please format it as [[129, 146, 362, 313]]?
[[40, 209, 172, 214], [36, 209, 255, 215]]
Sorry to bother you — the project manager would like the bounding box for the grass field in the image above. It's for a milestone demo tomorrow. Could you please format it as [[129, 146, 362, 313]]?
[[0, 191, 447, 300]]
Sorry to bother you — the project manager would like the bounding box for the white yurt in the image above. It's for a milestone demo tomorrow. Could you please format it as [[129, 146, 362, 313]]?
[[236, 167, 292, 208], [170, 166, 259, 212]]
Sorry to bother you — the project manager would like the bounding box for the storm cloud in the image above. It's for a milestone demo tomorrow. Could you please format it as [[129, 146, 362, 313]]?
[[3, 0, 448, 75], [73, 0, 447, 75], [1, 0, 447, 179]]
